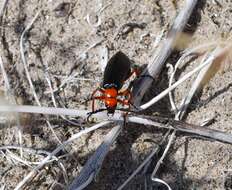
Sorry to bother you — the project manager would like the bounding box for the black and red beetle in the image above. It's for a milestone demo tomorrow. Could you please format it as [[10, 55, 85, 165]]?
[[88, 51, 139, 117]]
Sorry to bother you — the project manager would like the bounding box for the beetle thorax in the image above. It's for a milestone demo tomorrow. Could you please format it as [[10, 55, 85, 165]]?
[[104, 87, 118, 113]]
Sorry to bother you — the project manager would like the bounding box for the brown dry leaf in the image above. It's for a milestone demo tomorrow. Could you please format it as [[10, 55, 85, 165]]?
[[200, 44, 232, 88], [0, 92, 32, 128], [173, 32, 192, 50], [15, 96, 33, 131]]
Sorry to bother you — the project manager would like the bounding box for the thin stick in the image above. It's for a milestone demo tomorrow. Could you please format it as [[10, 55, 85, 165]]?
[[139, 44, 231, 110], [0, 104, 231, 144], [151, 45, 230, 179], [150, 48, 209, 183], [151, 178, 172, 190], [20, 11, 64, 144], [44, 74, 99, 94], [0, 0, 23, 157], [177, 53, 215, 118], [78, 39, 104, 61], [98, 45, 108, 72], [128, 116, 232, 144], [5, 150, 34, 167], [117, 130, 171, 190], [14, 121, 111, 190], [0, 145, 57, 158], [0, 104, 95, 118], [0, 145, 68, 184], [0, 0, 8, 19], [0, 56, 23, 157], [44, 67, 79, 126], [19, 11, 41, 105], [140, 56, 212, 109], [69, 124, 122, 190], [166, 63, 177, 111], [151, 131, 176, 176], [133, 0, 198, 105]]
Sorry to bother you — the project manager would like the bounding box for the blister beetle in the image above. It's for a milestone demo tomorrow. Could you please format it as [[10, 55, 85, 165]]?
[[88, 51, 139, 117]]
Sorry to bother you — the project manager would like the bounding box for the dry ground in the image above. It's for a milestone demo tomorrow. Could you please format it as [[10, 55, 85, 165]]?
[[0, 0, 232, 189]]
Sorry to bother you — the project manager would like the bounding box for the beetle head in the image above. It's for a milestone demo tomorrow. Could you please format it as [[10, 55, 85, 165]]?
[[104, 87, 118, 114]]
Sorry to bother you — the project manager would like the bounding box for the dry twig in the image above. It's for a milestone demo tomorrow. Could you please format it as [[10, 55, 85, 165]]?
[[14, 121, 111, 190], [133, 0, 198, 105], [68, 124, 122, 190], [117, 130, 171, 190], [0, 105, 232, 144], [19, 10, 64, 145]]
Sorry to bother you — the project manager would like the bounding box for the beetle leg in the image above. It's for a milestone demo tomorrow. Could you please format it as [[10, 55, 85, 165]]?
[[91, 96, 105, 112], [117, 98, 131, 114], [124, 66, 141, 81], [118, 90, 141, 111], [131, 67, 141, 77], [117, 99, 130, 106], [121, 68, 141, 92], [118, 89, 131, 97], [92, 96, 106, 100], [118, 89, 132, 104], [117, 91, 131, 108], [87, 108, 108, 123], [91, 88, 104, 99], [91, 88, 105, 112]]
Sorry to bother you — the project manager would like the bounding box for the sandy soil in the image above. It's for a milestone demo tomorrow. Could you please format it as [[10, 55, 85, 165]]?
[[0, 0, 232, 189]]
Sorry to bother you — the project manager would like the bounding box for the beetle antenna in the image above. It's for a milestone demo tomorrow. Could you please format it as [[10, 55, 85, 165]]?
[[87, 108, 107, 122], [129, 101, 141, 110]]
